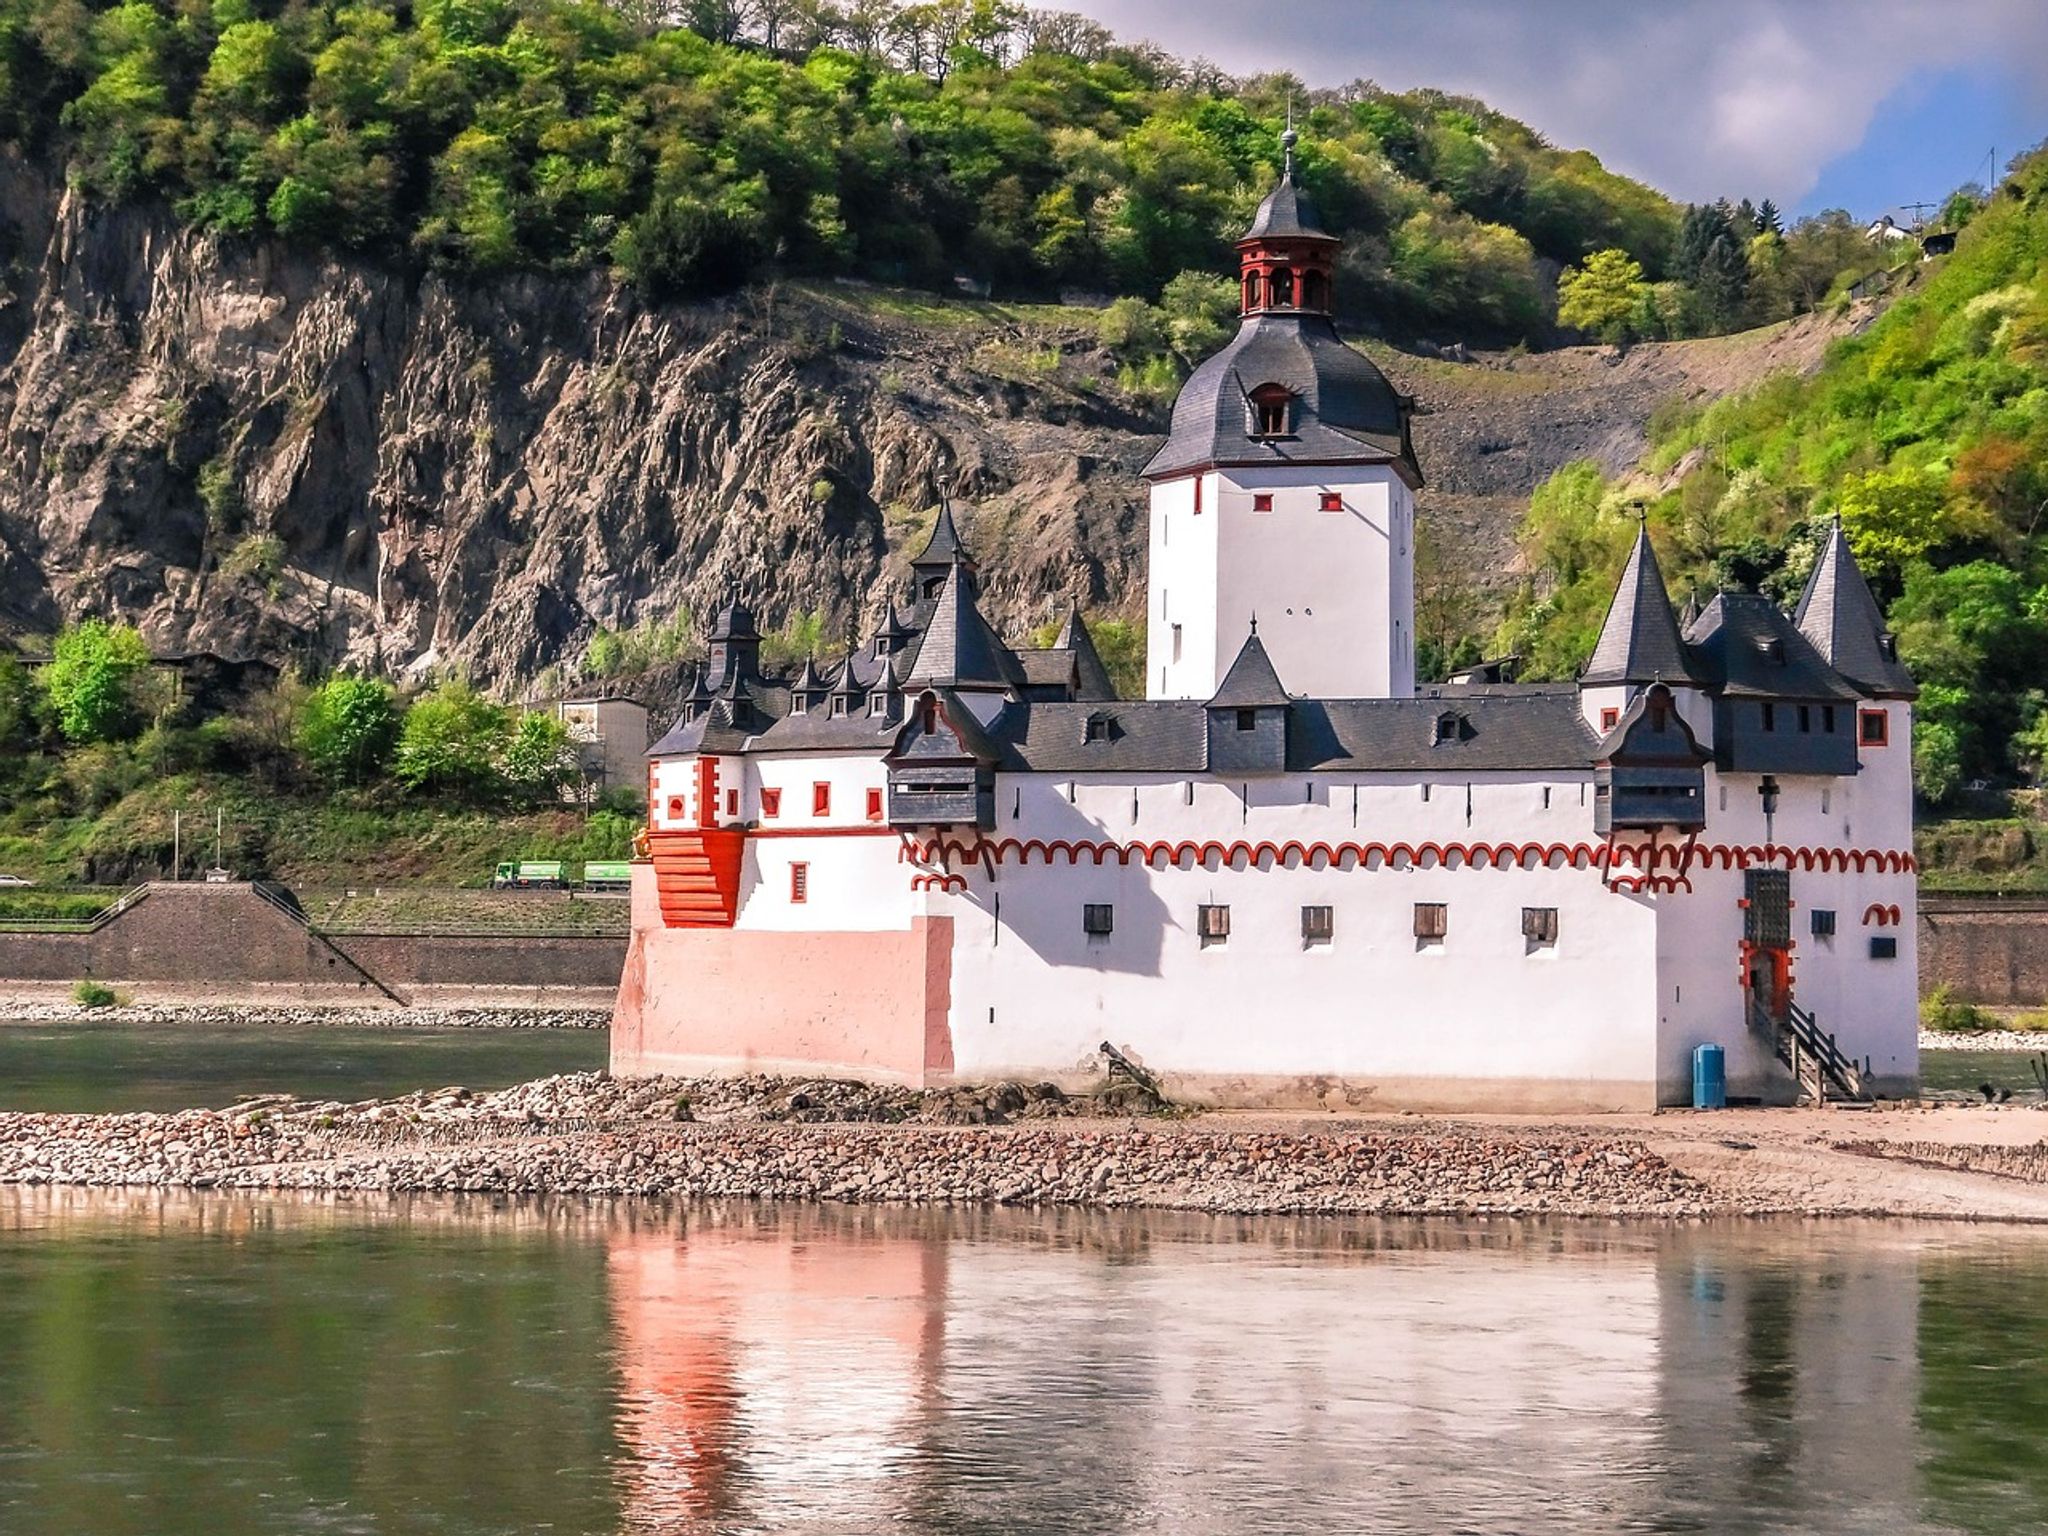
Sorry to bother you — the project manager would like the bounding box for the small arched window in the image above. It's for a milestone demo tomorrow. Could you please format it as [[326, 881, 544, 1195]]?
[[1299, 270, 1325, 310], [1271, 267, 1295, 307]]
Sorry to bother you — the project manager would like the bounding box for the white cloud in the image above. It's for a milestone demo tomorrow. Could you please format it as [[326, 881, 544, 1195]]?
[[1072, 0, 2048, 204]]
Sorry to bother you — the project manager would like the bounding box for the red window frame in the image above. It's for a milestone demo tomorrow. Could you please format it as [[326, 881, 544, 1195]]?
[[1859, 708, 1889, 747], [725, 788, 738, 817], [790, 863, 808, 903], [760, 788, 782, 818], [666, 796, 685, 821], [1192, 475, 1204, 514], [1320, 492, 1343, 512], [812, 782, 832, 817], [1252, 493, 1274, 513], [1600, 707, 1619, 731], [866, 788, 884, 821]]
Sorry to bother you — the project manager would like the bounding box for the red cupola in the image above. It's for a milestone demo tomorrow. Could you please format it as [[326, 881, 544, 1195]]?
[[1237, 127, 1339, 317]]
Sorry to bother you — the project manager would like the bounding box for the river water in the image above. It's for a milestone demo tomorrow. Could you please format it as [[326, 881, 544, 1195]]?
[[0, 1020, 606, 1112], [1, 1194, 2045, 1535]]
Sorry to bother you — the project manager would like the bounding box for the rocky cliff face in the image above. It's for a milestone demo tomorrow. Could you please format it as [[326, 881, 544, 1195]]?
[[0, 151, 1864, 693]]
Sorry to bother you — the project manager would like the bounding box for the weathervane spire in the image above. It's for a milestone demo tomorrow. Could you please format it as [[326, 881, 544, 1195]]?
[[1282, 96, 1297, 178]]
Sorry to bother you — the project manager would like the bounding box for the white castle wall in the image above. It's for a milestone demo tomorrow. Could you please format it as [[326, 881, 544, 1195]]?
[[1146, 465, 1412, 701]]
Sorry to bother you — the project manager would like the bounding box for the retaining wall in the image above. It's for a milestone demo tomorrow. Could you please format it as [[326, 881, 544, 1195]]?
[[0, 884, 625, 1008], [1918, 896, 2048, 1007]]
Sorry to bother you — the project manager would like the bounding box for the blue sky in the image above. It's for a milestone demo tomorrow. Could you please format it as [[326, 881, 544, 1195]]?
[[1077, 0, 2048, 222]]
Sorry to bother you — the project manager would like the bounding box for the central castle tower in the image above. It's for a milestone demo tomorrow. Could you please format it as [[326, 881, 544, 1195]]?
[[1141, 128, 1422, 701]]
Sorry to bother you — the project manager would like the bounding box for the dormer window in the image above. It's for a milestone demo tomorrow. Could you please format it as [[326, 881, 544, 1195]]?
[[1084, 712, 1116, 744], [1433, 711, 1462, 746], [869, 694, 890, 717], [791, 695, 808, 716], [874, 635, 888, 658], [1761, 637, 1786, 664], [1249, 384, 1294, 438], [922, 573, 945, 599], [831, 695, 850, 718]]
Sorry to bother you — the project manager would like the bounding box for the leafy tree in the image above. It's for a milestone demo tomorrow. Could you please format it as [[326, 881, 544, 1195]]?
[[1914, 718, 1965, 805], [499, 710, 580, 797], [39, 619, 150, 744], [1556, 247, 1648, 344], [393, 681, 509, 795], [1837, 468, 1952, 585], [296, 675, 401, 783], [1156, 270, 1237, 361]]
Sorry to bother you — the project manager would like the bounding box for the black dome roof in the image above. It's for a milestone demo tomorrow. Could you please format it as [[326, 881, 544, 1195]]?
[[1142, 313, 1419, 485]]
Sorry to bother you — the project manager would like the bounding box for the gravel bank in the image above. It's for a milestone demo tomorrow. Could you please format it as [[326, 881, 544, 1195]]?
[[1920, 1030, 2048, 1053], [0, 1071, 1709, 1217], [0, 1002, 609, 1030]]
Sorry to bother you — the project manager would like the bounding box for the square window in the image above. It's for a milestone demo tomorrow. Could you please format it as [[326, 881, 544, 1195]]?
[[1860, 708, 1889, 747], [1197, 904, 1230, 945], [1600, 707, 1620, 731], [1522, 907, 1559, 946], [812, 782, 832, 817], [869, 694, 889, 716], [761, 788, 782, 818], [1870, 935, 1898, 960], [1413, 902, 1448, 940], [1320, 492, 1343, 512], [790, 863, 809, 903], [1811, 908, 1837, 937], [1083, 903, 1114, 936], [1252, 493, 1274, 512], [1301, 905, 1334, 944], [1235, 708, 1258, 733], [865, 788, 884, 821], [831, 696, 848, 717]]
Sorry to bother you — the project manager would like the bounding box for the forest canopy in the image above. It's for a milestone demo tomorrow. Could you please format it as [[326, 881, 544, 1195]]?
[[0, 0, 1779, 341]]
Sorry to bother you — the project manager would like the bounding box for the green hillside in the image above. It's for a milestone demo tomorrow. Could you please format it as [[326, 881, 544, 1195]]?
[[1500, 146, 2048, 805], [0, 0, 1846, 342]]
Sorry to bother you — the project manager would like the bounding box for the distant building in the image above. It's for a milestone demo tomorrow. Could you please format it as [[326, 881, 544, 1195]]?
[[1864, 215, 1915, 243], [558, 693, 649, 804]]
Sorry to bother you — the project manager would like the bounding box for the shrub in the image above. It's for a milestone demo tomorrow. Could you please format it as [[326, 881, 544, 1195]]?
[[72, 980, 119, 1009], [40, 620, 151, 744], [297, 676, 402, 784], [394, 682, 509, 797], [1920, 984, 1995, 1033]]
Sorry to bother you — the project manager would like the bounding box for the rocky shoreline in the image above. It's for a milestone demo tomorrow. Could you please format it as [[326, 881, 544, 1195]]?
[[0, 1070, 1714, 1216], [1919, 1029, 2048, 1053], [0, 1002, 609, 1030]]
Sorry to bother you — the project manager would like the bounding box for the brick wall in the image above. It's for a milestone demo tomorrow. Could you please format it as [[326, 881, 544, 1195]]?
[[0, 884, 625, 1007], [1918, 897, 2048, 1006]]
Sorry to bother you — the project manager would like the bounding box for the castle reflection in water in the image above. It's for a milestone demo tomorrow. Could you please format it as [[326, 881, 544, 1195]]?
[[600, 1207, 2037, 1534]]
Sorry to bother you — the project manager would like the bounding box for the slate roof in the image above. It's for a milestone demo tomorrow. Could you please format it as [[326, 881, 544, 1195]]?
[[1055, 604, 1118, 701], [904, 564, 1025, 691], [911, 500, 969, 571], [1208, 631, 1291, 708], [1242, 169, 1335, 243], [1582, 526, 1704, 686], [1684, 593, 1863, 701], [709, 601, 758, 641], [987, 692, 1598, 774], [1794, 521, 1916, 697], [1142, 313, 1419, 484]]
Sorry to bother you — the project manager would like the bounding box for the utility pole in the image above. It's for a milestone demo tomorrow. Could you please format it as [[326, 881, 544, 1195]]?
[[172, 810, 181, 883], [215, 808, 224, 875]]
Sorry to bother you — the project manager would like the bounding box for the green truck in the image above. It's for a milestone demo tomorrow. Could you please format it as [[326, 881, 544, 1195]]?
[[492, 860, 566, 889], [581, 861, 631, 891]]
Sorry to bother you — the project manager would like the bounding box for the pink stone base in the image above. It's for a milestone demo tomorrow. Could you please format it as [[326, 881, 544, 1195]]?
[[611, 914, 954, 1086]]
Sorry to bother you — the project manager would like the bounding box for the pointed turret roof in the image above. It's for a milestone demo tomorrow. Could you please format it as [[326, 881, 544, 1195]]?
[[1241, 128, 1334, 243], [1055, 602, 1117, 701], [1795, 520, 1916, 697], [789, 654, 826, 696], [829, 648, 865, 698], [905, 563, 1022, 691], [1208, 628, 1291, 709], [912, 499, 970, 572], [680, 663, 713, 712], [1582, 524, 1703, 687]]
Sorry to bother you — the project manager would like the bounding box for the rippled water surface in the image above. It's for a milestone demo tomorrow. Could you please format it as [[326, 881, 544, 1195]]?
[[1, 1195, 2045, 1535], [0, 1020, 606, 1112]]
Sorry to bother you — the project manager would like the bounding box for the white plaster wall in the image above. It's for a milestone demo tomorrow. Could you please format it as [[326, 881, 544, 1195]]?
[[1145, 472, 1220, 700], [649, 753, 704, 830], [734, 752, 910, 932], [1214, 465, 1409, 700]]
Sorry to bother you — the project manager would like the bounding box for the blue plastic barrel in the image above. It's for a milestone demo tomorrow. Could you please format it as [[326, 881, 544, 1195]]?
[[1692, 1044, 1727, 1110]]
